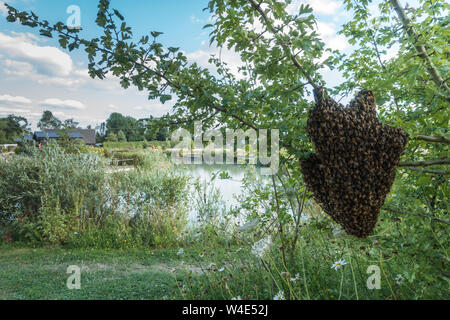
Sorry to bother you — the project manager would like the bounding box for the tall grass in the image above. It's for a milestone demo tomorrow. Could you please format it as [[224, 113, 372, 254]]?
[[0, 143, 189, 248]]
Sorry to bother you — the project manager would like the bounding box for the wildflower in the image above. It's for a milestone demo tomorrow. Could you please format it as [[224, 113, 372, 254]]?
[[290, 273, 301, 282], [231, 296, 242, 300], [251, 236, 271, 258], [394, 274, 405, 286], [177, 248, 184, 256], [331, 259, 347, 271], [273, 290, 285, 300]]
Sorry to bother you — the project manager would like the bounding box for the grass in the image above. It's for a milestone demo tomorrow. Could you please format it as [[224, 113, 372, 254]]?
[[0, 245, 201, 300]]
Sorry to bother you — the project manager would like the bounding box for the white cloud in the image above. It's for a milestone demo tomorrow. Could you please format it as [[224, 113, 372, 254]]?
[[306, 0, 341, 15], [287, 0, 342, 15], [316, 22, 349, 51], [0, 94, 32, 105], [40, 98, 86, 110], [0, 106, 31, 114], [0, 1, 7, 16], [133, 100, 173, 117], [0, 32, 73, 76], [186, 43, 245, 79]]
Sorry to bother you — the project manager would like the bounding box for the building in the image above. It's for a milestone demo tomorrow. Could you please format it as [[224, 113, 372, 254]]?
[[32, 129, 96, 146]]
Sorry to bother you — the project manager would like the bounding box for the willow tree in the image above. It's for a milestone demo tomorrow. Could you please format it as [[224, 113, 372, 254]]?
[[5, 0, 448, 247]]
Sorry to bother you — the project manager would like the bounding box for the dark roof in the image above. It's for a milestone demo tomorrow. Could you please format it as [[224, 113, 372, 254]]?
[[43, 129, 96, 145], [34, 131, 58, 139], [35, 131, 85, 140], [76, 129, 96, 145]]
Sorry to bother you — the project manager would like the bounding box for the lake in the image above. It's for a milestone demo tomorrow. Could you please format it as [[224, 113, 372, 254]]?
[[175, 163, 267, 224]]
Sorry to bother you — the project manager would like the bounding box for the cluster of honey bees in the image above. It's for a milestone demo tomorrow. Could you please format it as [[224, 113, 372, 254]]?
[[300, 88, 409, 238]]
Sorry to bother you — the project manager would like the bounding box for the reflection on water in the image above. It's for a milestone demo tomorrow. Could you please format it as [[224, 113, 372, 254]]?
[[176, 163, 250, 206], [175, 163, 267, 225]]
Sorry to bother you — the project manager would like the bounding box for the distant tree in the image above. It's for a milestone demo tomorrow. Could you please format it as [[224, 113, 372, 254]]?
[[38, 111, 61, 130], [0, 115, 30, 144], [106, 112, 144, 141], [145, 116, 170, 141], [105, 132, 118, 142], [62, 118, 79, 129], [117, 130, 127, 142]]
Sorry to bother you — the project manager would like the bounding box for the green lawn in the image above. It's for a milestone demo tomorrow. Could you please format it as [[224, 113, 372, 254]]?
[[0, 246, 201, 300]]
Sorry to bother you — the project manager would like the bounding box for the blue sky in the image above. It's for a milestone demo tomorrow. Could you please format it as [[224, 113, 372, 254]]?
[[0, 0, 357, 130]]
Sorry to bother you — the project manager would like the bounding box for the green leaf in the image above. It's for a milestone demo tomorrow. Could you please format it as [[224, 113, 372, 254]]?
[[151, 31, 164, 38], [160, 95, 172, 104]]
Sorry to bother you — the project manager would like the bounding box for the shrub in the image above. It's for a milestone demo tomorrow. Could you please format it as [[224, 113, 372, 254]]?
[[0, 143, 190, 248]]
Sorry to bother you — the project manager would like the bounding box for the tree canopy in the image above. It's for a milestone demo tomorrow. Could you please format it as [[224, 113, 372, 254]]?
[[4, 0, 448, 235]]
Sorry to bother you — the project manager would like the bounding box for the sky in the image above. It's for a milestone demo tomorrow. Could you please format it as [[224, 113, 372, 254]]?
[[0, 0, 357, 130]]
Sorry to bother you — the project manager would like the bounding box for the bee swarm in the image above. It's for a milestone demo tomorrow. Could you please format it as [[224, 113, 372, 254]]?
[[300, 88, 409, 238]]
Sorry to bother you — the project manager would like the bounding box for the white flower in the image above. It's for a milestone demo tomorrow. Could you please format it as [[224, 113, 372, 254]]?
[[395, 274, 405, 285], [177, 248, 184, 256], [273, 290, 285, 300], [251, 236, 271, 258], [207, 263, 217, 271], [231, 296, 242, 300], [331, 259, 348, 271], [290, 273, 301, 282]]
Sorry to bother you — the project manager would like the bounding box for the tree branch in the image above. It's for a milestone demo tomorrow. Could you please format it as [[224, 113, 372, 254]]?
[[384, 206, 450, 225], [247, 0, 320, 91], [389, 0, 450, 101], [398, 158, 450, 167], [415, 135, 450, 144], [401, 167, 450, 175]]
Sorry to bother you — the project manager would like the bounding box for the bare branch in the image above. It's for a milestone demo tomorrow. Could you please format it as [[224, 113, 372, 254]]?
[[384, 206, 450, 225], [401, 167, 450, 175], [415, 135, 450, 144], [399, 158, 450, 167]]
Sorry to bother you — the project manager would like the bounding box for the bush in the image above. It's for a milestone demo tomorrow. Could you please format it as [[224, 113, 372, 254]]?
[[0, 143, 189, 248]]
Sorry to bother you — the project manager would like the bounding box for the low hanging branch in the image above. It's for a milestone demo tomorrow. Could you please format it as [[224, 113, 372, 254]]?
[[399, 158, 450, 167], [415, 135, 450, 144]]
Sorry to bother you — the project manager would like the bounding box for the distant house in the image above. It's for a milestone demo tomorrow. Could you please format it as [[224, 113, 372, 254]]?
[[33, 131, 83, 144], [16, 135, 34, 146], [32, 129, 96, 146]]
